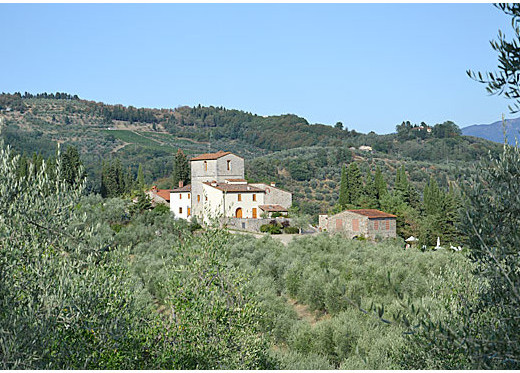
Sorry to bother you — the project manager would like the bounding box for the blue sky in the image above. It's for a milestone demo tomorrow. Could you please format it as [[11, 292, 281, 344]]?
[[0, 3, 514, 133]]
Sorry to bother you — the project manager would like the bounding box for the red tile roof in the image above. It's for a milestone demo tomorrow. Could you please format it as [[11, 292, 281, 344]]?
[[348, 209, 397, 219], [152, 189, 173, 202], [203, 182, 264, 193], [171, 184, 192, 192], [226, 178, 247, 182], [259, 204, 288, 212], [190, 151, 232, 161]]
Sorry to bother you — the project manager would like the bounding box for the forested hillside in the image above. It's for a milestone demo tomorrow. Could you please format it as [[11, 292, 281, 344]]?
[[0, 92, 501, 200]]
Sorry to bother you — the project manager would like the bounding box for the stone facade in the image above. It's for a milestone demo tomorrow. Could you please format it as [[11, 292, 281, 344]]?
[[250, 183, 292, 210], [190, 152, 245, 218], [319, 209, 396, 239], [226, 217, 292, 232]]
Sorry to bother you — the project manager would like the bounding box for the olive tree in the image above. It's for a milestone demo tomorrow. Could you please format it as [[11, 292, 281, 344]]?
[[468, 3, 520, 113], [0, 141, 156, 369]]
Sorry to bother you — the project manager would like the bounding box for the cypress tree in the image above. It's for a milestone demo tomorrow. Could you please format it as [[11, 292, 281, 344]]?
[[172, 148, 189, 187], [395, 165, 409, 197], [424, 176, 443, 216], [407, 184, 421, 209], [439, 185, 461, 244], [100, 161, 108, 198], [17, 154, 28, 179], [361, 169, 378, 208], [100, 159, 125, 198], [347, 162, 363, 206], [137, 163, 145, 189], [113, 159, 124, 196], [338, 165, 349, 209], [124, 166, 134, 193], [60, 146, 82, 186], [374, 166, 388, 200]]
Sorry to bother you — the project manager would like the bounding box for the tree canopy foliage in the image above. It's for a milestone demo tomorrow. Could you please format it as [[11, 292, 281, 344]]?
[[0, 139, 275, 369], [468, 3, 520, 113]]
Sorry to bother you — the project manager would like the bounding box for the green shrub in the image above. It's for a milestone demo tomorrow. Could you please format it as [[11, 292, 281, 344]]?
[[189, 217, 202, 232], [110, 222, 123, 232], [260, 224, 270, 233], [284, 226, 299, 234], [268, 224, 282, 234], [153, 203, 170, 214], [260, 222, 282, 234]]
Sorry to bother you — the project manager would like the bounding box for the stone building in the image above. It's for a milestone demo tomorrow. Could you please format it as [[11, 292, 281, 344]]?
[[146, 186, 172, 207], [319, 209, 396, 239], [250, 182, 292, 210], [170, 150, 292, 224]]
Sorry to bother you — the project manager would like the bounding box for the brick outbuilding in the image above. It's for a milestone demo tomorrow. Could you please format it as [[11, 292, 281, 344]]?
[[319, 209, 397, 239]]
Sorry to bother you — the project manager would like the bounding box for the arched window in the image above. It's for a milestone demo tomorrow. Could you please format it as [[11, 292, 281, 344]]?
[[204, 161, 207, 171], [235, 208, 243, 218]]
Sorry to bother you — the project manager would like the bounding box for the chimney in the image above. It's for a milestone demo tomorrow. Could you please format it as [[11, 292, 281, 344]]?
[[179, 180, 184, 188], [270, 182, 276, 187], [211, 180, 218, 187]]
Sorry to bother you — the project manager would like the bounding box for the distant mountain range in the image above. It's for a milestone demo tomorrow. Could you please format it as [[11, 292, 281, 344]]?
[[462, 117, 520, 144]]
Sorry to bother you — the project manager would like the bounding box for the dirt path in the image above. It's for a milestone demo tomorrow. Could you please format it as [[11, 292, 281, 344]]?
[[130, 130, 165, 145], [287, 298, 329, 326], [111, 142, 130, 153]]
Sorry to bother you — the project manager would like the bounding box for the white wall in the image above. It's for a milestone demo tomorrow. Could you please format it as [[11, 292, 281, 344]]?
[[201, 184, 265, 222], [222, 191, 265, 219], [200, 183, 225, 223], [170, 191, 192, 220]]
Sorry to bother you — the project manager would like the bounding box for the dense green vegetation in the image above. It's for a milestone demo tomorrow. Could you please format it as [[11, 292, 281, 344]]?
[[1, 115, 519, 368], [0, 141, 274, 369], [225, 233, 476, 369], [0, 136, 476, 368]]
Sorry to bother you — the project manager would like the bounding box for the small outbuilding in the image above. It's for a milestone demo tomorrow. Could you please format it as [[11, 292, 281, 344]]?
[[319, 209, 397, 239], [259, 204, 288, 218]]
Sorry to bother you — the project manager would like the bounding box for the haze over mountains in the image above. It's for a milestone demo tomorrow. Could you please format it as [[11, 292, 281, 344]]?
[[462, 116, 520, 144]]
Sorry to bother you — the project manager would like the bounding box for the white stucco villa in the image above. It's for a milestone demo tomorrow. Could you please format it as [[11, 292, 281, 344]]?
[[170, 150, 292, 224]]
